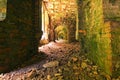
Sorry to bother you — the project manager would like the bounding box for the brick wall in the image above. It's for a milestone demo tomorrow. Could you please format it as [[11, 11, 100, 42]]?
[[0, 0, 42, 73]]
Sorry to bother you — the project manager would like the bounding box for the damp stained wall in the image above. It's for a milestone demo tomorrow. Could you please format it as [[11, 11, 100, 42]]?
[[0, 0, 42, 73]]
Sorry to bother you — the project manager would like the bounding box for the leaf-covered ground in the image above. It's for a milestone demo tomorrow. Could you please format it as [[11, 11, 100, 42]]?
[[0, 41, 119, 80]]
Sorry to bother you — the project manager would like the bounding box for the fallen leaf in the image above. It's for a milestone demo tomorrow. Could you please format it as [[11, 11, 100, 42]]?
[[71, 57, 78, 62], [54, 73, 61, 76], [81, 62, 87, 69], [43, 61, 59, 68], [47, 75, 51, 80]]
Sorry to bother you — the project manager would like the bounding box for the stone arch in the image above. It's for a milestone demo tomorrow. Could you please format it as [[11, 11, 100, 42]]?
[[40, 0, 78, 43], [55, 25, 68, 40]]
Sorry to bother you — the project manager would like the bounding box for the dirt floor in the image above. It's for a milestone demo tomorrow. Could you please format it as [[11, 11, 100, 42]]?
[[0, 41, 120, 80]]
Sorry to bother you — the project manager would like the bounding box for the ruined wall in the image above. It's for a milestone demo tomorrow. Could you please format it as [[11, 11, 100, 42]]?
[[103, 0, 120, 76], [110, 21, 120, 77], [78, 0, 112, 75], [0, 0, 42, 73], [43, 0, 77, 42]]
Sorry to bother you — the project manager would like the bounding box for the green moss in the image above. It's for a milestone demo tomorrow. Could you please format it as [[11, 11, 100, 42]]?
[[78, 0, 112, 75], [111, 21, 120, 77]]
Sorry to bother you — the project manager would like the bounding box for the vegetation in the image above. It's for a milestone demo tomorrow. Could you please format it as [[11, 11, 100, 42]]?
[[110, 21, 120, 77], [78, 0, 112, 75]]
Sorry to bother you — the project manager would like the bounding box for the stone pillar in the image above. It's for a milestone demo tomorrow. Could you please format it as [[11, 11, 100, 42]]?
[[68, 24, 76, 43], [78, 0, 112, 75], [0, 0, 42, 73], [35, 0, 43, 41]]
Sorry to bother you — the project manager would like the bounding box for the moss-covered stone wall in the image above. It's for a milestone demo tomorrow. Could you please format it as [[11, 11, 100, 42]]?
[[0, 0, 42, 73], [78, 0, 112, 75], [110, 21, 120, 77], [42, 0, 77, 42]]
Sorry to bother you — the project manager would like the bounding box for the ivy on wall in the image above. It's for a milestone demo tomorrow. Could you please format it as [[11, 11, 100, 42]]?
[[78, 0, 112, 75]]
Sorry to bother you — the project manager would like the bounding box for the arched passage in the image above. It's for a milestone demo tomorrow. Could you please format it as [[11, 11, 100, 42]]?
[[40, 0, 78, 44]]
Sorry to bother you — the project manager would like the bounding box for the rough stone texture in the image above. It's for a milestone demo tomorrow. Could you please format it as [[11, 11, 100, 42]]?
[[103, 0, 120, 18], [110, 21, 120, 77], [0, 0, 119, 75], [43, 61, 59, 68], [42, 0, 77, 42], [43, 0, 77, 17], [0, 0, 42, 73], [78, 0, 112, 75]]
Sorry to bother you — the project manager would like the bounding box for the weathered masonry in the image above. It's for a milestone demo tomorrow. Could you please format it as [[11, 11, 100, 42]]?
[[0, 0, 42, 73], [0, 0, 120, 74]]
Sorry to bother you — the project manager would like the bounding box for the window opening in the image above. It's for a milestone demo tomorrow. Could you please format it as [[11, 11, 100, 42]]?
[[0, 0, 7, 21]]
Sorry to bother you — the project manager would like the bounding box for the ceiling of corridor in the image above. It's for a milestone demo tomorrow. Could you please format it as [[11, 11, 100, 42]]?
[[43, 0, 77, 17]]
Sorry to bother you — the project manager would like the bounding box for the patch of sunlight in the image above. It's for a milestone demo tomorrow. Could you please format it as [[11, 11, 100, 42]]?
[[0, 0, 7, 21]]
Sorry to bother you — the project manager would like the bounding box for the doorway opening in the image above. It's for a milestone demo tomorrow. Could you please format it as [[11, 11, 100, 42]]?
[[40, 0, 78, 45]]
